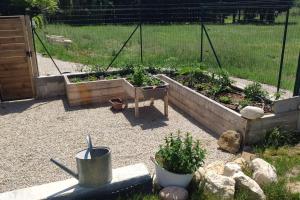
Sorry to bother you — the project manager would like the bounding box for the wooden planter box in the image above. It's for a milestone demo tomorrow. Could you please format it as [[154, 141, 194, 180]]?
[[157, 74, 300, 144], [64, 74, 126, 106], [122, 78, 169, 117]]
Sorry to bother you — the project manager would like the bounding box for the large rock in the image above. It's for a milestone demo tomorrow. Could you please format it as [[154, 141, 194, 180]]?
[[159, 186, 188, 200], [233, 157, 248, 170], [217, 130, 241, 154], [251, 158, 278, 186], [192, 167, 206, 185], [223, 162, 242, 177], [204, 172, 235, 200], [205, 161, 225, 175], [241, 151, 256, 162], [233, 171, 266, 200], [240, 106, 264, 120]]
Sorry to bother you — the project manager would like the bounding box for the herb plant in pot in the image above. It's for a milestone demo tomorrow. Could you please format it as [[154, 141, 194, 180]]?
[[153, 132, 206, 188]]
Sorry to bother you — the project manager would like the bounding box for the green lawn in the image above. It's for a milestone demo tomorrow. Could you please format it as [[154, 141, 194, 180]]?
[[36, 13, 300, 90]]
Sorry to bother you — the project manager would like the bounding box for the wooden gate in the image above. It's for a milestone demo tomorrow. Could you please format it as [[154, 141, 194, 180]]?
[[0, 15, 38, 101]]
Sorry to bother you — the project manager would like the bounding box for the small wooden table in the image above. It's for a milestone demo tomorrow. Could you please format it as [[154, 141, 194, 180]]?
[[122, 79, 169, 118]]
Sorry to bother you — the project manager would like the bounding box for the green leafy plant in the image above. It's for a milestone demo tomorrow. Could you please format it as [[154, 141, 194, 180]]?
[[219, 96, 232, 104], [239, 99, 252, 108], [244, 82, 268, 101], [87, 75, 97, 81], [264, 127, 300, 149], [155, 131, 206, 174], [131, 66, 145, 87]]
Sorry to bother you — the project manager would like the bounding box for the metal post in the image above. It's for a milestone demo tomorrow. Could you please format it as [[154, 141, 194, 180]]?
[[33, 28, 62, 74], [30, 17, 39, 76], [106, 24, 140, 70], [202, 24, 222, 69], [200, 23, 204, 62], [293, 52, 300, 96], [140, 23, 143, 63], [277, 9, 290, 92]]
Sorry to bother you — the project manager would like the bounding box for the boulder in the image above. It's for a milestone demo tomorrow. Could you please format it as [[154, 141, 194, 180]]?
[[217, 130, 241, 154], [205, 161, 225, 175], [251, 158, 278, 186], [204, 172, 235, 200], [192, 167, 206, 185], [159, 186, 188, 200], [233, 171, 266, 200], [223, 162, 242, 177], [241, 151, 256, 162], [233, 157, 248, 170], [240, 106, 264, 120]]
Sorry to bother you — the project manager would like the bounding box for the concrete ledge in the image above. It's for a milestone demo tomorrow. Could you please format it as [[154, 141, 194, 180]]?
[[0, 163, 152, 200], [35, 75, 65, 99]]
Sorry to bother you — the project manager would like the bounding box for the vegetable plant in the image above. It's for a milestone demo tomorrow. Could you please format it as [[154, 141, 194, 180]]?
[[155, 131, 206, 174], [219, 96, 232, 104], [244, 82, 268, 101]]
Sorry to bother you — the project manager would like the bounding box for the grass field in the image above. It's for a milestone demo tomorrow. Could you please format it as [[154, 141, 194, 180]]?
[[36, 12, 300, 90]]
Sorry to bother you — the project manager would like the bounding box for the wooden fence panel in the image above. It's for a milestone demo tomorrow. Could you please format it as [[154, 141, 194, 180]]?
[[0, 15, 38, 101]]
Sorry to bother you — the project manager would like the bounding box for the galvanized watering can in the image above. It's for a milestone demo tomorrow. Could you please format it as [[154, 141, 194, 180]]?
[[50, 135, 112, 187]]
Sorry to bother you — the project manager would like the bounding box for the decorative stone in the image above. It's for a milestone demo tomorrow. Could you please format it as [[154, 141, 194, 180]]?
[[251, 158, 278, 186], [241, 151, 256, 162], [205, 161, 225, 175], [159, 186, 188, 200], [192, 167, 206, 184], [223, 162, 242, 177], [233, 171, 266, 200], [233, 157, 247, 170], [240, 106, 264, 120], [217, 130, 241, 154], [204, 171, 235, 200]]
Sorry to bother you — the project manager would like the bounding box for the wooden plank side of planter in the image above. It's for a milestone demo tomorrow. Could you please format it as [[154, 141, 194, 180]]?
[[122, 79, 135, 98], [65, 77, 126, 106], [272, 96, 300, 114], [247, 111, 299, 144], [157, 74, 247, 137]]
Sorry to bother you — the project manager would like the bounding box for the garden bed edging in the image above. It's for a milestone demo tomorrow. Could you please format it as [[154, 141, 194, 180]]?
[[157, 74, 300, 144]]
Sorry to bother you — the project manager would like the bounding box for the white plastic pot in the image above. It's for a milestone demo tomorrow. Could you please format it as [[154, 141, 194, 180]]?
[[154, 160, 193, 188]]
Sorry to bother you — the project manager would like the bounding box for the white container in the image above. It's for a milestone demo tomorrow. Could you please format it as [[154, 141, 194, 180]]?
[[154, 161, 193, 188]]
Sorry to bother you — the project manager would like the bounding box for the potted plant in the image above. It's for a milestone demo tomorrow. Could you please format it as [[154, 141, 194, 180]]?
[[152, 131, 206, 188]]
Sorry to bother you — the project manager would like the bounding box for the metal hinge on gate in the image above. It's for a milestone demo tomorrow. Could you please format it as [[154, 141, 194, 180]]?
[[26, 51, 33, 58]]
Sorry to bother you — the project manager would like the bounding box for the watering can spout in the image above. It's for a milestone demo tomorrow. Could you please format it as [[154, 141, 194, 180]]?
[[50, 158, 79, 179]]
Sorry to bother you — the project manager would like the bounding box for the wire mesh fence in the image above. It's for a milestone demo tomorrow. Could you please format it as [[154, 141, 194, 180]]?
[[33, 2, 300, 92]]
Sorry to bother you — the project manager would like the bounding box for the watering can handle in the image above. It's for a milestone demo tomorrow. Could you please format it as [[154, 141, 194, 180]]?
[[86, 135, 93, 151]]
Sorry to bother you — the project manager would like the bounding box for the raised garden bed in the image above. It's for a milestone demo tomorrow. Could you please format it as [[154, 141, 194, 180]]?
[[64, 72, 126, 107], [64, 69, 169, 117], [167, 69, 272, 113], [157, 74, 299, 144]]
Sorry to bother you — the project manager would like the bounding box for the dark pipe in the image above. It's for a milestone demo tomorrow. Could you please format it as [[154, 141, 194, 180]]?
[[50, 158, 79, 179]]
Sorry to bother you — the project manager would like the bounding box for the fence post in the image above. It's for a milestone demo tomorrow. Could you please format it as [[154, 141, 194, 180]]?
[[293, 52, 300, 96], [277, 9, 290, 92], [202, 24, 222, 69], [200, 23, 204, 62], [140, 23, 143, 63]]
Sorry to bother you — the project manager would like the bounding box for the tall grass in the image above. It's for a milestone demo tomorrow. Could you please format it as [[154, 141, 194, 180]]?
[[36, 14, 300, 90]]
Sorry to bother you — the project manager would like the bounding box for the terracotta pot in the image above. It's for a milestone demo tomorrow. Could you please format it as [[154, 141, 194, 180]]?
[[109, 98, 124, 111]]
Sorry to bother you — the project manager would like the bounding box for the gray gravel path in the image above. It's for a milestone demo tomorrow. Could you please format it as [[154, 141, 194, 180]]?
[[37, 53, 84, 76], [0, 98, 234, 192]]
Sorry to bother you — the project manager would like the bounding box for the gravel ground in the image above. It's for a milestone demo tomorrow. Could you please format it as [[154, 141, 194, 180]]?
[[37, 53, 84, 76], [0, 98, 234, 193]]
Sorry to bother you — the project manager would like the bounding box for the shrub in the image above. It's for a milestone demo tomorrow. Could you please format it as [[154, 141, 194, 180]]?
[[239, 99, 252, 108], [244, 82, 268, 101], [219, 96, 232, 104], [132, 66, 145, 87], [264, 127, 300, 149], [155, 131, 206, 174]]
